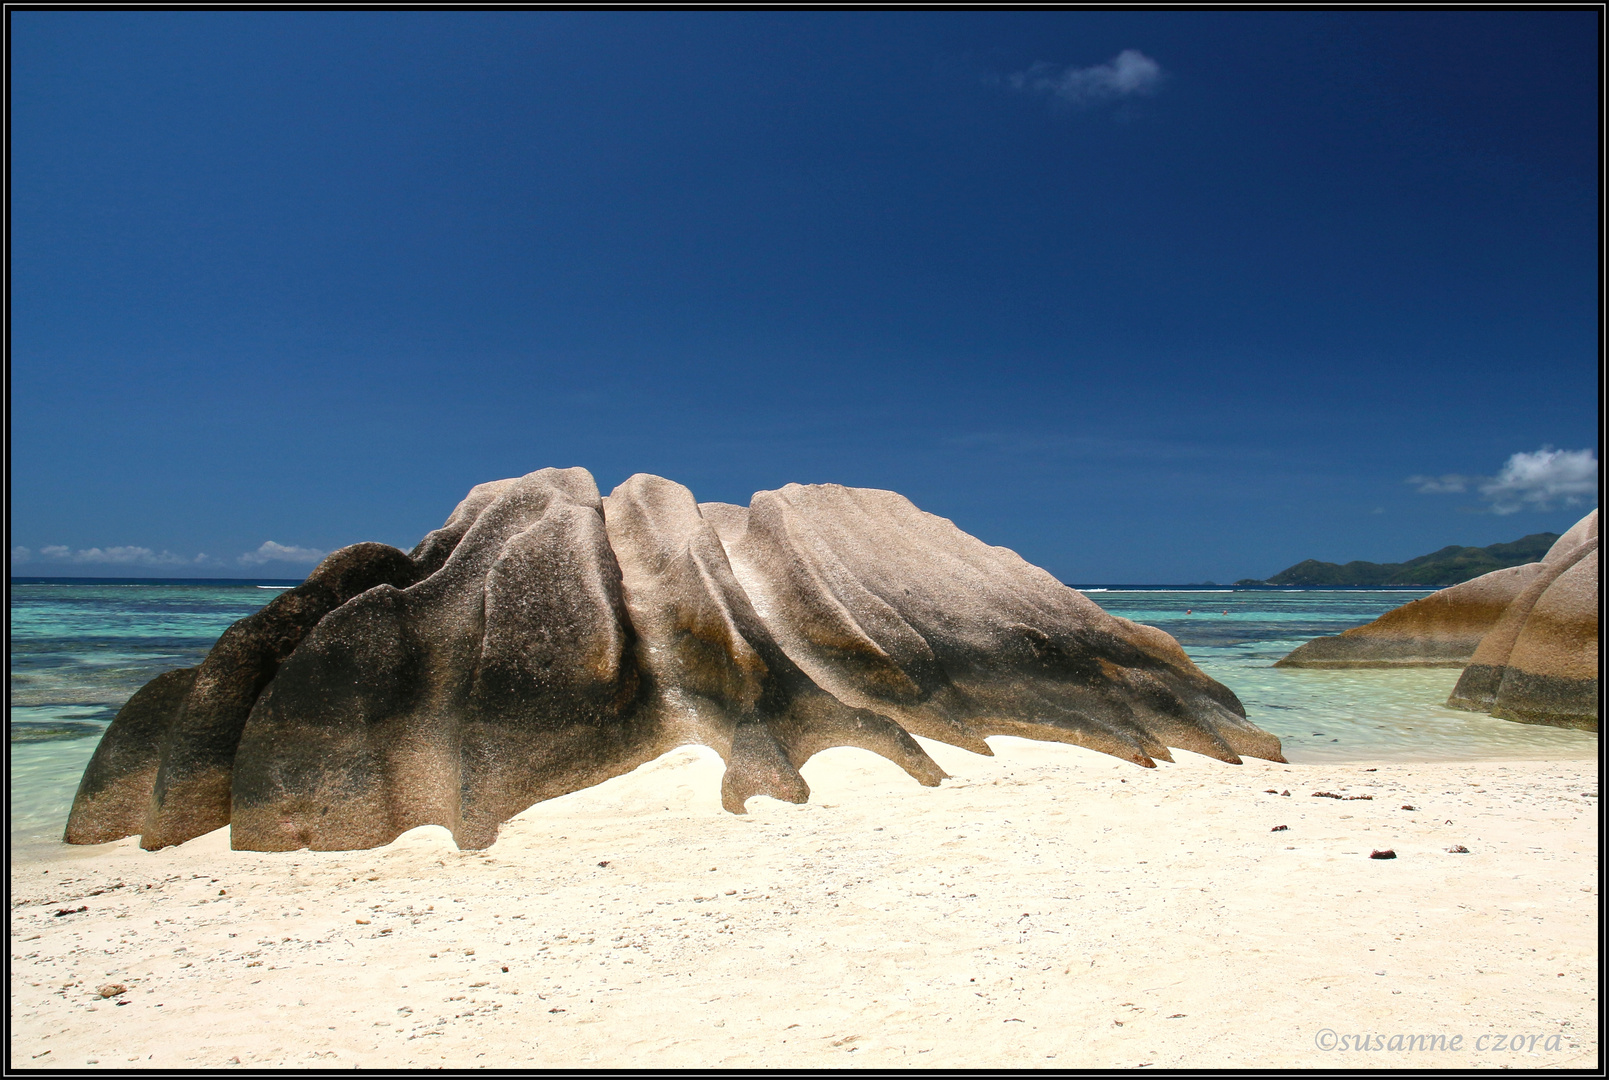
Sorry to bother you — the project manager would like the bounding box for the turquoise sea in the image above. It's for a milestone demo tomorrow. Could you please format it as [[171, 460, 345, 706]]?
[[8, 580, 1596, 853]]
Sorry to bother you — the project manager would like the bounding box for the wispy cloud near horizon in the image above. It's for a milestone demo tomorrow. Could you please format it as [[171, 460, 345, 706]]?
[[12, 540, 330, 569], [1409, 447, 1598, 515], [1006, 50, 1165, 107], [238, 541, 327, 567], [1407, 473, 1473, 494], [17, 544, 203, 567]]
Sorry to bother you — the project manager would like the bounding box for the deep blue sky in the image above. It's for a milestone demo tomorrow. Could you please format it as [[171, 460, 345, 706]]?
[[10, 11, 1601, 582]]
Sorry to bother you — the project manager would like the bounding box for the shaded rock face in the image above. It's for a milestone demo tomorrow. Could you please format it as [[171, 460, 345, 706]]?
[[67, 469, 1284, 853], [66, 543, 423, 847], [1277, 510, 1598, 731]]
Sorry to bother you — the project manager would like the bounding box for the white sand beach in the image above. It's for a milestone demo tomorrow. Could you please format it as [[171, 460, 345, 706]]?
[[10, 738, 1598, 1069]]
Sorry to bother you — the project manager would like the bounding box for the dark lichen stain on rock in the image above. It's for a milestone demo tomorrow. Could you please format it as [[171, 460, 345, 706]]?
[[66, 468, 1285, 853]]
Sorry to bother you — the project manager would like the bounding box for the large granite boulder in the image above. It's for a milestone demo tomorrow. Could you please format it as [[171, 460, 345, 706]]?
[[67, 468, 1284, 853], [1276, 510, 1598, 730]]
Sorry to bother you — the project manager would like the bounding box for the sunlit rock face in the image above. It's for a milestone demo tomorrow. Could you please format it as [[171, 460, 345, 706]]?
[[67, 468, 1284, 853], [1277, 509, 1598, 731]]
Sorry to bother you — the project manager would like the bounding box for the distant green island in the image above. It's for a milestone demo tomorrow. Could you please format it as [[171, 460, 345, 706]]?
[[1237, 532, 1560, 588]]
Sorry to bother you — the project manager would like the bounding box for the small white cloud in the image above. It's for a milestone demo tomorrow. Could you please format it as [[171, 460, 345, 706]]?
[[239, 541, 327, 567], [1008, 50, 1165, 106], [1480, 447, 1598, 515], [40, 545, 71, 558], [10, 546, 31, 564], [1406, 474, 1472, 494], [1409, 447, 1599, 514]]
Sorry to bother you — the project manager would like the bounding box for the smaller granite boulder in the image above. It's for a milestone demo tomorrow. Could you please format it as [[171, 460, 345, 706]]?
[[1277, 510, 1598, 731], [1274, 562, 1544, 668], [1446, 510, 1598, 730]]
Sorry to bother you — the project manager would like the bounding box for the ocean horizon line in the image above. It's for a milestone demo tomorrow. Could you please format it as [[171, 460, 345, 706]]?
[[11, 574, 1437, 592], [10, 575, 306, 586]]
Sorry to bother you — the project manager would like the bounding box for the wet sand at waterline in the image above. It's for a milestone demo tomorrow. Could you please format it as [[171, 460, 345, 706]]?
[[10, 737, 1598, 1069]]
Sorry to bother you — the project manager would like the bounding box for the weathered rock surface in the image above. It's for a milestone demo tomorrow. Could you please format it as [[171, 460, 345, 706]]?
[[67, 469, 1284, 853], [1277, 510, 1598, 730]]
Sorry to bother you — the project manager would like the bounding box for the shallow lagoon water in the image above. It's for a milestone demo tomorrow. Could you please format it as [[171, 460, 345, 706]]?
[[8, 582, 1595, 850], [1088, 589, 1596, 766], [9, 580, 297, 851]]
